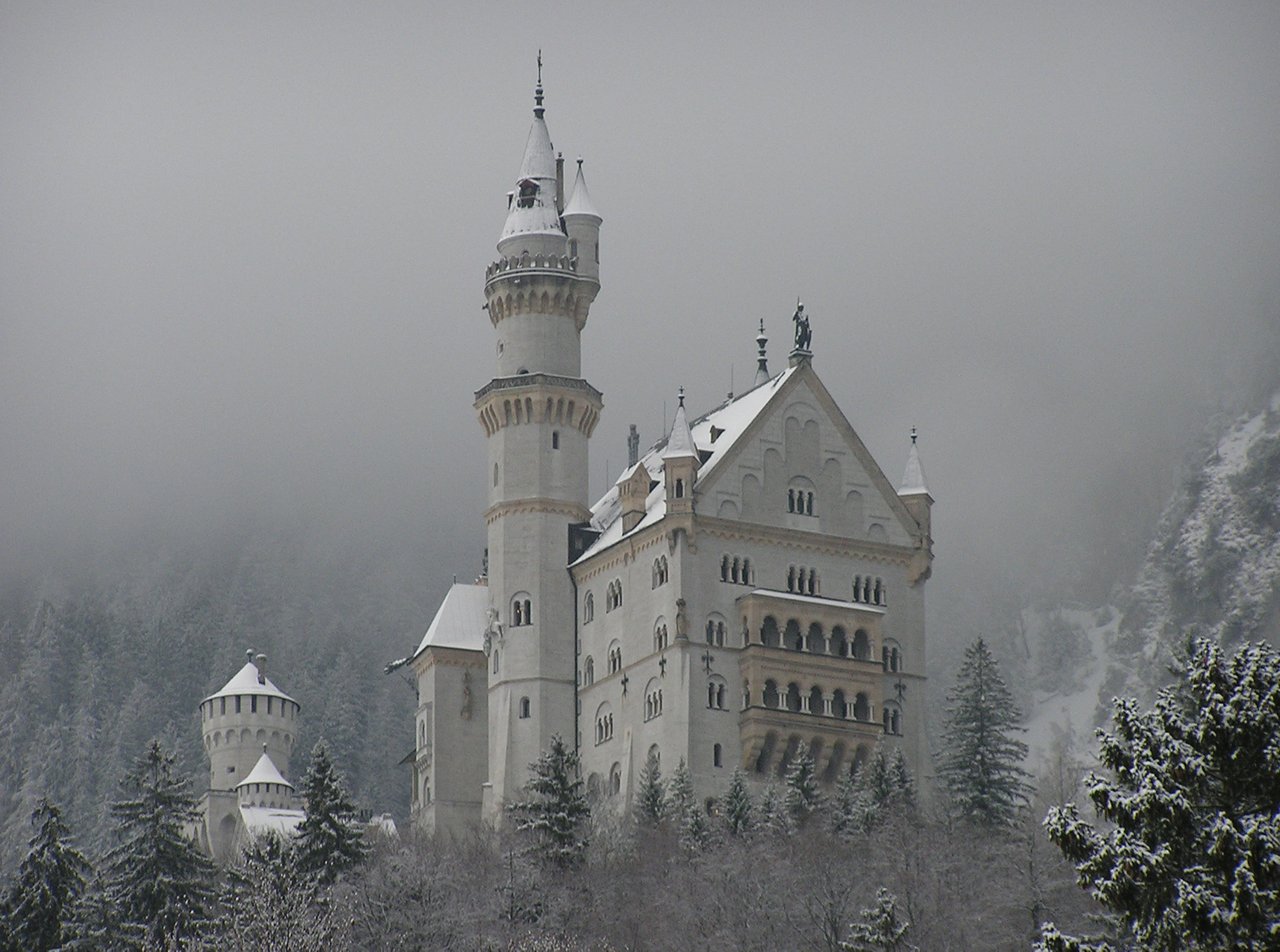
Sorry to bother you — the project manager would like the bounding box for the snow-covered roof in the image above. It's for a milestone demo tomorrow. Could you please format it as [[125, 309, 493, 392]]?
[[412, 582, 488, 658], [898, 437, 930, 497], [205, 661, 295, 704], [500, 116, 564, 243], [239, 806, 305, 837], [575, 368, 795, 563], [563, 160, 601, 220], [237, 752, 292, 790]]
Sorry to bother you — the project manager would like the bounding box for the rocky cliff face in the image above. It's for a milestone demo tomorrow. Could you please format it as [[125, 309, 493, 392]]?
[[1105, 391, 1280, 703]]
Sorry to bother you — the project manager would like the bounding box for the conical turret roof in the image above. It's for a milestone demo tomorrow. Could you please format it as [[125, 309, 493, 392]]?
[[204, 660, 295, 703], [500, 106, 564, 244], [563, 159, 601, 220], [663, 390, 698, 461], [237, 752, 293, 790], [898, 429, 930, 497]]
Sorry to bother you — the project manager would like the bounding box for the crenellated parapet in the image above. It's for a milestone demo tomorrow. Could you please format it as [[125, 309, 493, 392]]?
[[484, 253, 599, 330], [474, 373, 603, 437]]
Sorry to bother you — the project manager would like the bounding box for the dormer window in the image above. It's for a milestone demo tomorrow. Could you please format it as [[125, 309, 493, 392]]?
[[516, 178, 538, 209]]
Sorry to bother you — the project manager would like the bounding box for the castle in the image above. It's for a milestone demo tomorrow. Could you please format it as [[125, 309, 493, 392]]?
[[405, 73, 933, 834]]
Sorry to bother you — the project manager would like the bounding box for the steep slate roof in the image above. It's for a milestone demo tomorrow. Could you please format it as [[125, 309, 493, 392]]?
[[500, 114, 563, 243], [205, 661, 295, 704], [412, 582, 488, 658], [575, 368, 795, 563], [898, 439, 930, 497], [237, 752, 293, 790]]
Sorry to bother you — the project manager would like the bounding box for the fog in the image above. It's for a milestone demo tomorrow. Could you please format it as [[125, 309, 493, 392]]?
[[3, 2, 1279, 612]]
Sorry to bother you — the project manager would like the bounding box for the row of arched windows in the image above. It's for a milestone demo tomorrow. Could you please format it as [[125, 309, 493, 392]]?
[[511, 595, 533, 627], [787, 565, 820, 595], [720, 555, 754, 585], [757, 616, 873, 660], [760, 680, 872, 721], [606, 579, 623, 612], [853, 575, 886, 606], [787, 487, 815, 515], [652, 556, 669, 588]]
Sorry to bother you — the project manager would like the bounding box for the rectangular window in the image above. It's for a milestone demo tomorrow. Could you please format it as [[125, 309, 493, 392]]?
[[235, 696, 242, 714], [251, 695, 257, 714], [267, 697, 273, 715], [220, 698, 226, 716]]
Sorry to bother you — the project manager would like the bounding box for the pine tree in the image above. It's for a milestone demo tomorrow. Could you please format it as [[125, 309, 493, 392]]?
[[848, 743, 917, 833], [3, 797, 91, 951], [667, 757, 710, 851], [841, 887, 917, 952], [508, 735, 590, 869], [296, 740, 369, 885], [669, 756, 694, 821], [783, 741, 822, 828], [218, 833, 339, 950], [101, 740, 215, 947], [939, 638, 1033, 827], [830, 766, 867, 838], [635, 749, 667, 827], [756, 783, 784, 834], [722, 768, 752, 837], [1038, 639, 1280, 952], [56, 876, 147, 952]]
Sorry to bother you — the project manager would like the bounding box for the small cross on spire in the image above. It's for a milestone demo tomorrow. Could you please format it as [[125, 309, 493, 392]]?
[[910, 426, 918, 445], [677, 386, 685, 409]]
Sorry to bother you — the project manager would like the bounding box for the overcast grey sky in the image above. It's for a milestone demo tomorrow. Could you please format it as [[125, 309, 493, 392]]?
[[3, 3, 1279, 604]]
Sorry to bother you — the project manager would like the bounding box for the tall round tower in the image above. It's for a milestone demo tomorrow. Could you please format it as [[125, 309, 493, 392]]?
[[199, 650, 299, 792], [476, 69, 602, 816]]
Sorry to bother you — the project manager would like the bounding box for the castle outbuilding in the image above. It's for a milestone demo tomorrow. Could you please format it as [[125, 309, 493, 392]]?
[[403, 70, 933, 834], [195, 651, 305, 862]]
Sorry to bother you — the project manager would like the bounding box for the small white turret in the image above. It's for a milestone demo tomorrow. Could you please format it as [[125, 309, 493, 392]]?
[[663, 387, 699, 516], [563, 158, 602, 282], [236, 749, 296, 810], [898, 427, 933, 555]]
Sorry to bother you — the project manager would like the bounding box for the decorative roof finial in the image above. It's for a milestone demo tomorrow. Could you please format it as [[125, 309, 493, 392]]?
[[754, 318, 770, 385], [677, 385, 685, 409], [910, 426, 918, 445], [534, 50, 545, 117]]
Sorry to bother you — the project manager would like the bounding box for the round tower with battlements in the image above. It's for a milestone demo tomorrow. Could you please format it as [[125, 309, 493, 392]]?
[[199, 650, 299, 793]]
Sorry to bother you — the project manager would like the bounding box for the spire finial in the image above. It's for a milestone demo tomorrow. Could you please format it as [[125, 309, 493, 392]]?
[[910, 426, 918, 445], [754, 317, 770, 385], [534, 50, 545, 116], [677, 386, 685, 409]]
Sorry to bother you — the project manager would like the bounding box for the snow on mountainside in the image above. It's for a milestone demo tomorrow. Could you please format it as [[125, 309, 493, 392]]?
[[1020, 389, 1280, 777], [1106, 390, 1280, 703]]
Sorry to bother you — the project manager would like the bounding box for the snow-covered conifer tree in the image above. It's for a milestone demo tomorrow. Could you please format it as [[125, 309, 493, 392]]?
[[296, 740, 368, 884], [939, 638, 1032, 826], [218, 832, 339, 949], [635, 749, 667, 827], [721, 768, 752, 837], [3, 797, 90, 952], [841, 887, 916, 951], [101, 740, 215, 947], [1038, 639, 1280, 952], [783, 741, 822, 828], [507, 735, 590, 869]]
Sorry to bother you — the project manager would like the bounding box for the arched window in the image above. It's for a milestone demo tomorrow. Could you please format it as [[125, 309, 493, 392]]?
[[852, 629, 872, 661], [654, 621, 669, 652], [511, 594, 533, 627], [784, 619, 803, 651], [721, 555, 730, 581], [761, 616, 780, 648], [763, 679, 779, 708], [607, 640, 622, 675], [785, 682, 802, 712], [713, 743, 723, 768], [832, 689, 848, 719], [582, 656, 595, 686], [788, 477, 816, 516], [883, 702, 902, 735], [583, 592, 594, 623], [606, 580, 623, 612], [831, 625, 848, 658], [492, 650, 499, 675], [787, 565, 797, 592], [705, 613, 726, 647], [674, 478, 685, 498], [519, 697, 530, 719], [595, 703, 614, 744], [741, 558, 752, 584], [808, 685, 824, 716], [493, 463, 498, 486], [644, 679, 663, 721], [854, 692, 871, 722], [707, 675, 728, 710], [882, 639, 902, 673]]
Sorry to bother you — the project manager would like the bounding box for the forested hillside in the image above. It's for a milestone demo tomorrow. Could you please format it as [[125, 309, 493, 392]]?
[[0, 519, 443, 872]]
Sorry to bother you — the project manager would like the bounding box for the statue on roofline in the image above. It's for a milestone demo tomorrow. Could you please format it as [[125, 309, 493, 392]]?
[[792, 301, 813, 351]]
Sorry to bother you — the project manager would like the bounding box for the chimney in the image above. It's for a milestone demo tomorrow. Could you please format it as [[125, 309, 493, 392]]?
[[255, 653, 267, 685], [556, 152, 565, 214], [627, 424, 640, 467]]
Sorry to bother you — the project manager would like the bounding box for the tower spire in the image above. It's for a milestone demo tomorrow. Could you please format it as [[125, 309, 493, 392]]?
[[754, 317, 770, 386], [534, 50, 545, 117]]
